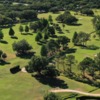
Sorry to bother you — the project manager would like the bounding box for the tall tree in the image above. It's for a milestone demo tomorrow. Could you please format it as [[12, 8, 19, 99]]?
[[72, 31, 78, 45], [9, 27, 15, 37], [19, 25, 24, 34], [0, 30, 4, 41], [44, 32, 49, 40], [66, 55, 76, 72], [48, 15, 53, 24], [35, 32, 42, 42], [0, 50, 3, 59], [25, 25, 29, 33], [41, 45, 48, 56]]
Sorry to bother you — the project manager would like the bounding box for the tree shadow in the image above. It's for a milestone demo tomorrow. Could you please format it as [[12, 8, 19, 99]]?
[[95, 39, 100, 41], [11, 36, 18, 39], [0, 24, 15, 29], [65, 93, 78, 99], [33, 75, 68, 89], [66, 30, 70, 33], [88, 88, 99, 93], [0, 60, 10, 65], [76, 96, 100, 100], [68, 23, 82, 26], [10, 65, 21, 74], [37, 42, 43, 45], [0, 40, 8, 44], [66, 48, 77, 54], [75, 44, 86, 47], [16, 52, 35, 59], [22, 33, 33, 35], [50, 35, 58, 38], [58, 31, 64, 34]]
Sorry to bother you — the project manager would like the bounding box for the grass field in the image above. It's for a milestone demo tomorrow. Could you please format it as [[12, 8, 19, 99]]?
[[0, 10, 100, 100]]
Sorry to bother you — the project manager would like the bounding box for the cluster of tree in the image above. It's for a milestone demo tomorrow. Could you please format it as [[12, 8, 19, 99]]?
[[72, 31, 90, 46], [40, 36, 70, 57], [44, 92, 60, 100], [80, 9, 94, 16], [29, 18, 48, 32], [0, 50, 7, 62], [0, 10, 37, 27], [1, 0, 100, 13], [19, 25, 29, 34], [12, 39, 32, 55], [63, 53, 100, 87], [35, 25, 56, 42], [0, 14, 13, 27], [26, 56, 60, 78], [56, 11, 78, 25], [79, 52, 100, 79], [92, 16, 100, 38]]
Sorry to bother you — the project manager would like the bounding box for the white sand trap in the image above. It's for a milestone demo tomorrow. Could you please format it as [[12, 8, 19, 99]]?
[[21, 67, 27, 73]]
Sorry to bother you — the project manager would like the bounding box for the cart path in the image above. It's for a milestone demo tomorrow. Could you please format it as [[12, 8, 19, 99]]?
[[50, 89, 100, 97]]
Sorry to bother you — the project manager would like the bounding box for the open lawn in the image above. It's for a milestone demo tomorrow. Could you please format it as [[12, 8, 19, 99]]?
[[0, 10, 100, 100]]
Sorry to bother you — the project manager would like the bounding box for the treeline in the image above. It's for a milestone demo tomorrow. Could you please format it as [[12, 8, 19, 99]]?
[[0, 0, 100, 10]]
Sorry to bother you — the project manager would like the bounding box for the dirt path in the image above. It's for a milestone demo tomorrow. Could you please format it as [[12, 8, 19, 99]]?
[[50, 89, 100, 97]]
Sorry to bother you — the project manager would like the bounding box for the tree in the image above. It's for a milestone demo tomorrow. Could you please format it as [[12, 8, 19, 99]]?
[[41, 45, 48, 56], [44, 32, 49, 40], [0, 50, 3, 59], [19, 25, 24, 34], [44, 93, 60, 100], [19, 10, 37, 21], [94, 52, 100, 75], [62, 24, 65, 29], [64, 15, 78, 25], [9, 27, 15, 37], [79, 57, 96, 77], [48, 26, 55, 36], [47, 39, 59, 52], [35, 32, 42, 42], [48, 15, 53, 24], [2, 53, 7, 60], [57, 36, 70, 50], [0, 30, 4, 41], [56, 11, 78, 25], [29, 22, 39, 32], [74, 32, 90, 46], [12, 39, 32, 54], [43, 65, 60, 78], [72, 31, 78, 45], [66, 55, 76, 72], [28, 56, 48, 74], [92, 16, 100, 39], [25, 25, 29, 33], [81, 9, 94, 16]]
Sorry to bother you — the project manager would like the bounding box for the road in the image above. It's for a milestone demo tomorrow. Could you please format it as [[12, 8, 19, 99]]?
[[50, 89, 100, 97]]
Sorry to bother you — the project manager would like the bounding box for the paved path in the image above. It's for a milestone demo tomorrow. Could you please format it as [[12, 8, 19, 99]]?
[[50, 89, 100, 97]]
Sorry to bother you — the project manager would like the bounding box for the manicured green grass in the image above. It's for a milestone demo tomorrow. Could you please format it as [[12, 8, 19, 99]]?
[[0, 10, 100, 100]]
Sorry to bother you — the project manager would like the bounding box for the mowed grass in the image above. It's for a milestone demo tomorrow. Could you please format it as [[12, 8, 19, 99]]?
[[0, 10, 100, 100]]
